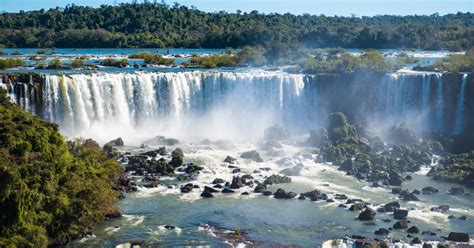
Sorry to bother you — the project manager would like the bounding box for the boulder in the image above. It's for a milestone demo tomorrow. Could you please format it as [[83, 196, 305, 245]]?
[[394, 209, 408, 219], [449, 187, 465, 195], [383, 201, 400, 212], [407, 226, 419, 234], [374, 228, 390, 235], [349, 203, 364, 211], [387, 122, 417, 144], [358, 208, 376, 221], [307, 128, 329, 147], [411, 237, 422, 245], [212, 178, 225, 184], [230, 176, 243, 189], [447, 232, 469, 242], [327, 112, 357, 144], [204, 186, 218, 193], [273, 188, 297, 199], [264, 125, 290, 141], [422, 186, 439, 195], [393, 220, 408, 229], [224, 156, 237, 163], [222, 188, 235, 194], [201, 191, 214, 198], [254, 183, 266, 193], [180, 183, 193, 193], [262, 191, 273, 196], [301, 189, 322, 199], [263, 174, 291, 185], [240, 150, 263, 162], [104, 137, 124, 147]]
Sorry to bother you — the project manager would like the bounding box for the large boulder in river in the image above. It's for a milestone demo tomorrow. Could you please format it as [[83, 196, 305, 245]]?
[[230, 176, 243, 189], [240, 150, 263, 162], [447, 232, 470, 242], [145, 135, 179, 146], [263, 174, 291, 185], [393, 220, 408, 229], [307, 128, 329, 147], [422, 186, 439, 195], [254, 183, 267, 193], [383, 201, 400, 212], [387, 122, 417, 144], [358, 208, 376, 221], [104, 137, 124, 147], [394, 209, 408, 219], [449, 187, 465, 195], [264, 125, 290, 141], [169, 148, 184, 168], [273, 188, 297, 199]]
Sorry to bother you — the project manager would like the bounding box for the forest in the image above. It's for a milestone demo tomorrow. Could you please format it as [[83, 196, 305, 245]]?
[[0, 2, 472, 50]]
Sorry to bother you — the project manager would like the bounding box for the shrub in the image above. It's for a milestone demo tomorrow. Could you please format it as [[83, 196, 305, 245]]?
[[0, 58, 25, 69], [128, 53, 174, 65], [101, 58, 128, 67], [47, 58, 62, 69], [71, 58, 84, 68]]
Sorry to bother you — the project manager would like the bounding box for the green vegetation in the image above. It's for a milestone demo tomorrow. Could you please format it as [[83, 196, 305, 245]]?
[[414, 48, 474, 73], [0, 88, 123, 246], [36, 49, 46, 55], [0, 58, 25, 70], [186, 54, 238, 68], [128, 53, 174, 65], [11, 51, 21, 56], [71, 58, 84, 68], [0, 3, 471, 51], [46, 58, 63, 69], [101, 58, 128, 67]]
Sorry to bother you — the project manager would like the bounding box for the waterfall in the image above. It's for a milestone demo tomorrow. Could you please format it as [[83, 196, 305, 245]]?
[[452, 74, 468, 135], [1, 70, 467, 143]]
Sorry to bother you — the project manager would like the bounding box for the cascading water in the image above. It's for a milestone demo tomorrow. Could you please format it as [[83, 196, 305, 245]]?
[[1, 70, 467, 143], [452, 74, 468, 135]]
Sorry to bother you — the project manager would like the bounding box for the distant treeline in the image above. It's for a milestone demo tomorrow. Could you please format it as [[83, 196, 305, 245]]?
[[0, 2, 472, 51]]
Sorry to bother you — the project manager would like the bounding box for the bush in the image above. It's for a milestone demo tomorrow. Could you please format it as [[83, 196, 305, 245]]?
[[128, 53, 174, 65], [36, 49, 46, 54], [11, 50, 22, 56], [101, 58, 128, 67], [71, 58, 84, 68], [47, 58, 63, 69], [188, 54, 238, 68], [0, 58, 25, 69]]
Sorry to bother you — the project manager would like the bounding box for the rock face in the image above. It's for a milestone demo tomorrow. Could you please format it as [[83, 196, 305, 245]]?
[[358, 208, 376, 221], [327, 112, 357, 144], [387, 122, 417, 144], [447, 232, 470, 242], [273, 188, 297, 199], [307, 128, 329, 147], [263, 125, 290, 141], [240, 150, 264, 162]]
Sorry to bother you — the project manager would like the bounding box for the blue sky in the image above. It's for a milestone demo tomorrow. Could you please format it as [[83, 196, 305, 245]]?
[[1, 0, 472, 16]]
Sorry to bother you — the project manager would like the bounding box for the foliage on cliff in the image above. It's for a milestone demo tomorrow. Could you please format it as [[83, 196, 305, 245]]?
[[0, 2, 472, 51], [0, 89, 123, 247], [414, 48, 474, 73]]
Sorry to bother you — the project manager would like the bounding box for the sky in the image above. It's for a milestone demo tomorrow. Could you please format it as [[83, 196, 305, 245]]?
[[0, 0, 472, 16]]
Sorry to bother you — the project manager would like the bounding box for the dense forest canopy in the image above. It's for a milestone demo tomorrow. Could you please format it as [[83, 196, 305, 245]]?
[[0, 2, 472, 50]]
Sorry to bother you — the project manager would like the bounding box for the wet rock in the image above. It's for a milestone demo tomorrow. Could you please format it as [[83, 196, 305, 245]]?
[[262, 191, 273, 196], [169, 148, 184, 168], [411, 237, 422, 245], [431, 205, 449, 213], [224, 156, 237, 163], [180, 183, 193, 193], [214, 184, 223, 189], [140, 146, 166, 157], [459, 216, 468, 220], [405, 175, 413, 180], [407, 226, 419, 234], [423, 244, 433, 248], [143, 182, 158, 188], [298, 195, 305, 200], [104, 137, 124, 147], [449, 187, 465, 195], [201, 191, 214, 198], [383, 201, 400, 212], [335, 194, 348, 200], [254, 183, 266, 193], [422, 186, 439, 195], [145, 135, 179, 146], [264, 125, 290, 141], [273, 188, 297, 199], [399, 190, 419, 201], [240, 150, 263, 162], [412, 189, 421, 195], [241, 192, 249, 196], [301, 189, 322, 199], [212, 178, 225, 184], [394, 209, 408, 219], [280, 164, 304, 176], [262, 141, 283, 150], [204, 186, 219, 193], [180, 163, 203, 174], [349, 203, 364, 211], [393, 220, 408, 229], [447, 232, 469, 242], [358, 208, 376, 221], [374, 228, 390, 235], [231, 168, 240, 173], [241, 175, 254, 184], [326, 199, 335, 202], [105, 208, 122, 219], [230, 177, 243, 189], [222, 188, 235, 194], [388, 171, 404, 186], [164, 225, 176, 230], [338, 204, 347, 208], [392, 188, 402, 194], [263, 174, 291, 185]]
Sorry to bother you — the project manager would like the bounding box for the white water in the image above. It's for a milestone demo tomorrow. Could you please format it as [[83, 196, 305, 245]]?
[[452, 74, 468, 135]]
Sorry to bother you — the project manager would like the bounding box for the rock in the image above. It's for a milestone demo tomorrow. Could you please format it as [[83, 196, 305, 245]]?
[[105, 208, 122, 219], [222, 188, 235, 194], [326, 199, 335, 202], [387, 122, 417, 144], [383, 201, 400, 212], [169, 148, 184, 168], [335, 194, 348, 200], [261, 141, 283, 150], [422, 186, 439, 195], [254, 183, 266, 193], [394, 209, 408, 219], [349, 203, 364, 211], [327, 112, 357, 144], [180, 183, 193, 193], [240, 150, 263, 162], [230, 176, 243, 189], [212, 178, 225, 184], [449, 187, 465, 195], [231, 168, 240, 173], [164, 225, 176, 230], [439, 205, 450, 212], [214, 184, 223, 189], [280, 164, 304, 176], [447, 232, 469, 242], [301, 189, 322, 199], [145, 135, 179, 146], [358, 208, 376, 221], [298, 195, 305, 200], [264, 125, 290, 141], [140, 147, 166, 157], [392, 188, 402, 194], [388, 171, 404, 186], [204, 186, 218, 193], [374, 228, 390, 235], [459, 216, 468, 220], [262, 191, 273, 196], [241, 192, 249, 196], [412, 189, 421, 195], [411, 237, 422, 245], [104, 137, 124, 147], [400, 190, 419, 201], [423, 244, 433, 248], [338, 204, 347, 208], [181, 163, 203, 174], [241, 175, 253, 184], [407, 226, 419, 234], [405, 175, 413, 180], [201, 191, 214, 198], [393, 220, 408, 229], [307, 128, 329, 147], [224, 156, 237, 163], [263, 175, 291, 185], [273, 188, 297, 199]]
